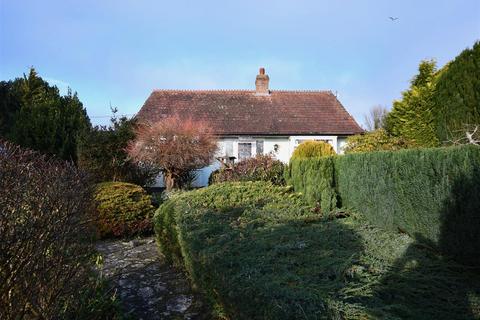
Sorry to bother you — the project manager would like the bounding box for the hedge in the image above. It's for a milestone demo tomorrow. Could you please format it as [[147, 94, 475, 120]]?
[[154, 182, 342, 319], [336, 145, 480, 266], [285, 156, 337, 213], [287, 144, 480, 266], [94, 182, 155, 238], [153, 181, 480, 319]]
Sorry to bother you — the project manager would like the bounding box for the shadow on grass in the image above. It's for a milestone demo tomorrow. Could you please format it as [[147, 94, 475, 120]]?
[[359, 171, 480, 319]]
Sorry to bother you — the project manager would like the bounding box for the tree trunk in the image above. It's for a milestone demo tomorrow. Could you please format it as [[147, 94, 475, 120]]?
[[164, 171, 175, 191]]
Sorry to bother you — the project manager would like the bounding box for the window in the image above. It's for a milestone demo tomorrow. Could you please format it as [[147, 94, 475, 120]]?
[[238, 143, 252, 161], [225, 141, 233, 157], [256, 140, 264, 155]]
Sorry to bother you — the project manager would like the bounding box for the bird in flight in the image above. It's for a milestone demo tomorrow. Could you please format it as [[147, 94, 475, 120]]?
[[389, 17, 399, 21]]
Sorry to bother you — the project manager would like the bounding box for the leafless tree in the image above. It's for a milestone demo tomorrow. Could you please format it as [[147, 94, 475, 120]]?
[[363, 105, 389, 131], [446, 124, 480, 145]]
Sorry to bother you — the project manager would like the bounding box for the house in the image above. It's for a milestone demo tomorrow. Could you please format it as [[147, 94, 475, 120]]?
[[136, 68, 363, 187]]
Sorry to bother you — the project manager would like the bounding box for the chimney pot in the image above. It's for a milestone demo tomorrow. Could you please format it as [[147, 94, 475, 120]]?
[[255, 67, 270, 95]]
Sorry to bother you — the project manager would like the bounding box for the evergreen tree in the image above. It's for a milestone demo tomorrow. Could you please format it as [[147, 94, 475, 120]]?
[[0, 80, 22, 136], [77, 109, 158, 186], [433, 41, 480, 143], [0, 68, 91, 162], [385, 60, 440, 147]]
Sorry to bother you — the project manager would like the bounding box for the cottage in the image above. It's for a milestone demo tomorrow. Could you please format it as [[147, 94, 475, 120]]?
[[136, 68, 363, 187]]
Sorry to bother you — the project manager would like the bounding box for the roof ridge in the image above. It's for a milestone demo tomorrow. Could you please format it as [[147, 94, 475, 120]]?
[[152, 89, 254, 93], [152, 89, 333, 94], [271, 89, 333, 94]]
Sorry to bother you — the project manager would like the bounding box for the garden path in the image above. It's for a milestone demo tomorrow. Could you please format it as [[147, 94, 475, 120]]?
[[96, 237, 207, 320]]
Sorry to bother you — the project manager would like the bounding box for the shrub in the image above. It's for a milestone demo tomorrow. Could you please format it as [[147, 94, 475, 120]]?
[[336, 144, 480, 266], [209, 154, 285, 185], [291, 140, 336, 159], [0, 141, 95, 318], [94, 182, 155, 238], [78, 111, 159, 186], [285, 156, 337, 213], [344, 129, 416, 154]]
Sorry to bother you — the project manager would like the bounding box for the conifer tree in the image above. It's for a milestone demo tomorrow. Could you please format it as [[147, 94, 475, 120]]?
[[0, 68, 91, 162], [385, 60, 440, 147], [433, 41, 480, 143]]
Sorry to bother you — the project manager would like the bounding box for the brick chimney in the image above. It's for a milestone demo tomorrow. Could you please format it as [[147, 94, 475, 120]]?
[[255, 67, 270, 95]]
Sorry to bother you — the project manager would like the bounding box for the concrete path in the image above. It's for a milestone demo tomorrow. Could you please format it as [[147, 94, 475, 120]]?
[[96, 237, 207, 320]]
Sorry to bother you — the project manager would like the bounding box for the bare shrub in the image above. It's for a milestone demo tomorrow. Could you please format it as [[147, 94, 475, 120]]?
[[0, 141, 95, 319]]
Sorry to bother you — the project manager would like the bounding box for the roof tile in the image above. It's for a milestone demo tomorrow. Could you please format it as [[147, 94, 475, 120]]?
[[136, 90, 363, 135]]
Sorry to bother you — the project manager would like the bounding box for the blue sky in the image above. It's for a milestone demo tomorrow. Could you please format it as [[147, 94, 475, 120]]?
[[1, 0, 479, 126]]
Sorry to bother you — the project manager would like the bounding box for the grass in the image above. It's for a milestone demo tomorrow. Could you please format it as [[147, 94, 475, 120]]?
[[154, 181, 480, 319]]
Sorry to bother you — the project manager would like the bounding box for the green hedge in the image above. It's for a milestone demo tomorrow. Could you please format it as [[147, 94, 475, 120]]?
[[153, 181, 480, 318], [154, 182, 343, 319], [287, 145, 480, 266], [285, 156, 337, 213], [94, 182, 155, 238], [336, 145, 480, 266]]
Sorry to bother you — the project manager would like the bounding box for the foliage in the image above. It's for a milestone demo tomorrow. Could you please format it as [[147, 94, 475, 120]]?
[[434, 41, 480, 144], [343, 128, 416, 154], [78, 109, 158, 186], [385, 60, 440, 147], [0, 68, 91, 162], [336, 144, 480, 266], [0, 80, 22, 137], [154, 181, 480, 319], [94, 182, 155, 238], [128, 115, 217, 191], [0, 141, 96, 318], [285, 156, 337, 213], [62, 273, 126, 320], [385, 42, 480, 147], [291, 140, 336, 159], [209, 154, 285, 185], [363, 105, 388, 131]]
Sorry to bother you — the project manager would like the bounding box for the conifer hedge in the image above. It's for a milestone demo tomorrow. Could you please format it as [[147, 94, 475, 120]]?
[[336, 145, 480, 265], [285, 156, 337, 213], [288, 145, 480, 265]]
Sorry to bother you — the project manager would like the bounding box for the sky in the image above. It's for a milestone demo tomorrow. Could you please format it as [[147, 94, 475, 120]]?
[[1, 0, 479, 127]]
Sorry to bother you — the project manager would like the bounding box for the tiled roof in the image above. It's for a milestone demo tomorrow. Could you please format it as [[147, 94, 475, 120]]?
[[136, 89, 363, 135]]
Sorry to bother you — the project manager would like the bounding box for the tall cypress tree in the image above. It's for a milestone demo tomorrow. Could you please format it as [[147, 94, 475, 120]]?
[[433, 41, 480, 143], [385, 60, 440, 147]]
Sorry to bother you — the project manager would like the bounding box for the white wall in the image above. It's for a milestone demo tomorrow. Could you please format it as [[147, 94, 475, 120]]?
[[151, 135, 346, 188]]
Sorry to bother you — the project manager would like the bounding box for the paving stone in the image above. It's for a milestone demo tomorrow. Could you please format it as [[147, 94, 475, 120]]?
[[96, 236, 208, 319]]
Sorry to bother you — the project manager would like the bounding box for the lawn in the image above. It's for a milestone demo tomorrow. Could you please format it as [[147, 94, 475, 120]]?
[[154, 182, 480, 319]]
